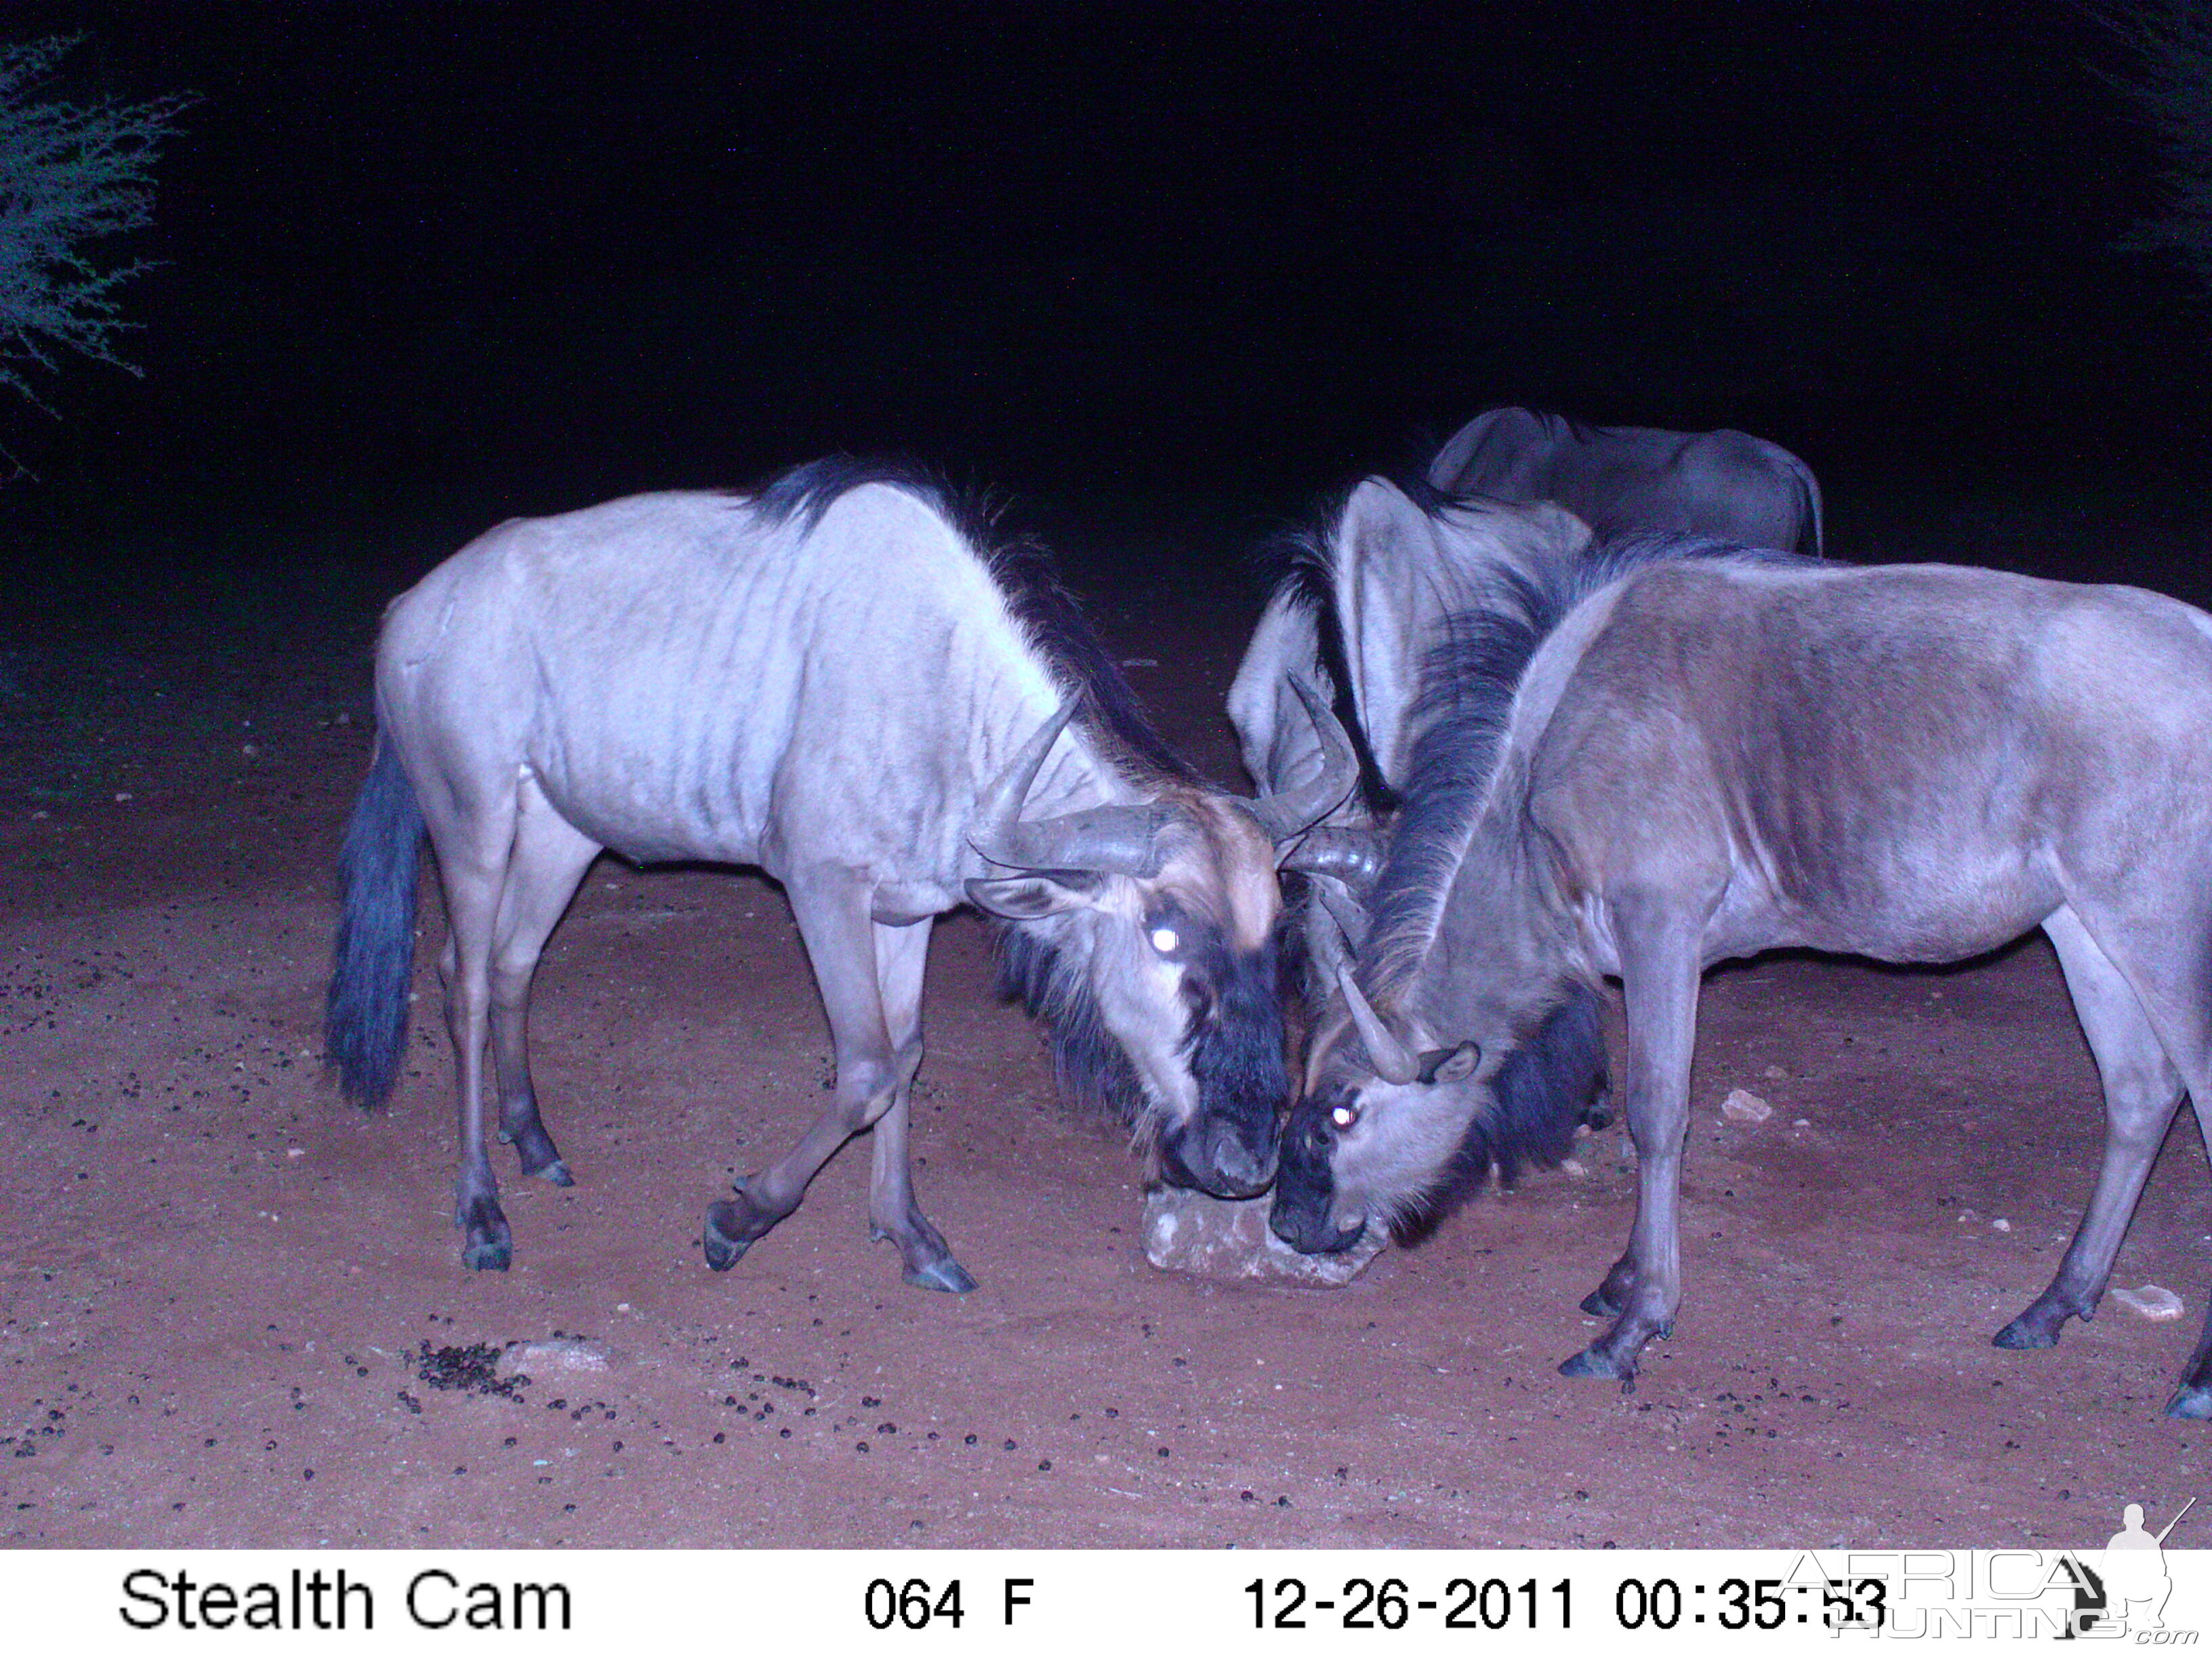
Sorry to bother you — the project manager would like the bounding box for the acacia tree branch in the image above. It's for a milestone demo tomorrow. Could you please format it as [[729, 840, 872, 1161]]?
[[0, 33, 190, 410], [2104, 1, 2212, 292]]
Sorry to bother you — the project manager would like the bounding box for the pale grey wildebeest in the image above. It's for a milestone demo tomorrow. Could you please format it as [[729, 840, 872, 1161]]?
[[326, 458, 1356, 1286], [1269, 480, 2212, 1418], [1429, 405, 1824, 556]]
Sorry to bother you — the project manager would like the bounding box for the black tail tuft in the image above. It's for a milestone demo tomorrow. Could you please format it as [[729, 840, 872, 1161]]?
[[325, 739, 424, 1109]]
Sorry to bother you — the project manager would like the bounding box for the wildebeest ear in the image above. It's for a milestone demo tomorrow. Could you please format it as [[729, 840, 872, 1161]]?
[[964, 874, 1100, 920], [1417, 1040, 1481, 1086]]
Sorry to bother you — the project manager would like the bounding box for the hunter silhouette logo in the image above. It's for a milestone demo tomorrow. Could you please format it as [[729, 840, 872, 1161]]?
[[2095, 1497, 2195, 1635]]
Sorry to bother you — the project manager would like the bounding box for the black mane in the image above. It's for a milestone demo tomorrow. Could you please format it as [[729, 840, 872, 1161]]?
[[747, 455, 1191, 783]]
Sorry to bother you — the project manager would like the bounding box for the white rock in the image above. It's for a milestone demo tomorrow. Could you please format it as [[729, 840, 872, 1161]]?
[[1721, 1088, 1773, 1123], [2111, 1284, 2185, 1322], [498, 1336, 613, 1375], [1141, 1186, 1383, 1286]]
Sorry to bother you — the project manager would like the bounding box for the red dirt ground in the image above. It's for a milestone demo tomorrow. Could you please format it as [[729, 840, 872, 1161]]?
[[1, 515, 2205, 1550]]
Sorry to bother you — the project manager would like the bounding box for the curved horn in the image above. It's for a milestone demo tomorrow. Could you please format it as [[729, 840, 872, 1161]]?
[[970, 695, 1171, 876], [1281, 824, 1384, 886], [1309, 877, 1370, 957], [1334, 962, 1419, 1086], [1306, 880, 1355, 985], [1247, 676, 1360, 843]]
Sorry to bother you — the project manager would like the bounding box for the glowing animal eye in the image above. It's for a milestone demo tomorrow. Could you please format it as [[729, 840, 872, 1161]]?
[[1330, 1103, 1361, 1131], [1149, 926, 1180, 954]]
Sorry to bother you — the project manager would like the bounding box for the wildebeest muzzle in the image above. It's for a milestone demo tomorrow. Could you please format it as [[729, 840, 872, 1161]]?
[[1267, 1100, 1365, 1253]]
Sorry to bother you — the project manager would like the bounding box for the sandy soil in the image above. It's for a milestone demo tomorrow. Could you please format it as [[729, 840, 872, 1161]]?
[[1, 518, 2205, 1550]]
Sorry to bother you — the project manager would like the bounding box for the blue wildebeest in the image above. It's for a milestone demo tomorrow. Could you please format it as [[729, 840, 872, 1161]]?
[[1269, 485, 2212, 1418], [327, 459, 1355, 1284], [1428, 405, 1824, 556], [1227, 481, 1621, 1160]]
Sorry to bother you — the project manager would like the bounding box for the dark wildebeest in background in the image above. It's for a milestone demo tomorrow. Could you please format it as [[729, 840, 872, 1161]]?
[[1229, 407, 1822, 817], [1270, 480, 2212, 1420], [327, 459, 1355, 1285], [1429, 405, 1824, 556]]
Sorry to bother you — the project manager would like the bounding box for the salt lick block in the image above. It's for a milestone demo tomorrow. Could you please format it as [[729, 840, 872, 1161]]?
[[1141, 1185, 1385, 1286], [497, 1336, 614, 1376]]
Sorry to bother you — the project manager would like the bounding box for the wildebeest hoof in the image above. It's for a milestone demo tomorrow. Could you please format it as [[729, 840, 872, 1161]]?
[[1579, 1289, 1622, 1319], [2165, 1383, 2212, 1420], [903, 1256, 978, 1294], [1992, 1315, 2062, 1351], [701, 1200, 757, 1273], [458, 1195, 511, 1271], [533, 1159, 576, 1188], [1559, 1345, 1633, 1382]]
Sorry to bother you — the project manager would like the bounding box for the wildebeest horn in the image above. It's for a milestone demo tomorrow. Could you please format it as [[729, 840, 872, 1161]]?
[[1247, 676, 1359, 844], [1282, 825, 1384, 886], [1334, 962, 1419, 1086], [970, 695, 1171, 877], [1310, 877, 1370, 956]]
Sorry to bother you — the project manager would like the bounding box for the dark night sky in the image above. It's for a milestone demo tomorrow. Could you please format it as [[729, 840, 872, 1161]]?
[[5, 1, 2207, 559]]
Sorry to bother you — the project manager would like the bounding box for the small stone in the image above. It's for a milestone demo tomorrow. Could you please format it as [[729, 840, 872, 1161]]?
[[1990, 1217, 2011, 1233], [498, 1338, 614, 1376], [1561, 1158, 1586, 1178], [2110, 1284, 2184, 1322], [1141, 1186, 1384, 1286], [1763, 1064, 1787, 1080], [1721, 1088, 1773, 1123]]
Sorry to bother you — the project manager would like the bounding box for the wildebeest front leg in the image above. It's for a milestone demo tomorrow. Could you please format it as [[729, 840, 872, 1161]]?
[[864, 918, 975, 1292], [1562, 909, 1702, 1386], [1994, 907, 2184, 1350], [703, 866, 901, 1272], [1579, 1252, 1640, 1320]]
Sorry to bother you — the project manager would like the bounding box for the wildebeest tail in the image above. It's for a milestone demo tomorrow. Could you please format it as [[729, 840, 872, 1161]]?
[[325, 737, 423, 1109]]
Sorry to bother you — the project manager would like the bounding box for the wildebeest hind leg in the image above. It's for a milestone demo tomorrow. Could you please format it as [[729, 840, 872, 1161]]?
[[2170, 1063, 2212, 1417], [487, 784, 600, 1187], [425, 797, 516, 1271], [1561, 909, 1701, 1387], [2060, 899, 2212, 1418], [705, 867, 901, 1272], [863, 918, 975, 1292], [1994, 907, 2182, 1350]]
